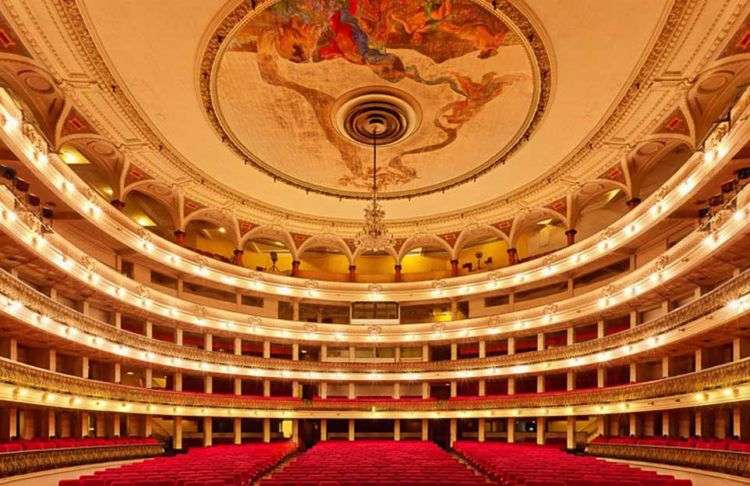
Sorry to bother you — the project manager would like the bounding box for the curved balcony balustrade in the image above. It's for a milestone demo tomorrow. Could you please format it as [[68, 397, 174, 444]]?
[[0, 356, 748, 418], [1, 264, 749, 382], [0, 178, 747, 346], [0, 84, 747, 302]]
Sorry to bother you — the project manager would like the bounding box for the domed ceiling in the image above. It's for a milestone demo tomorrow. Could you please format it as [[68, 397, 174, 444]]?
[[204, 0, 548, 199], [2, 0, 740, 236]]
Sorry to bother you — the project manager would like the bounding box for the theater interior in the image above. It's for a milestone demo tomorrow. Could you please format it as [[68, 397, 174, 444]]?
[[0, 0, 749, 485]]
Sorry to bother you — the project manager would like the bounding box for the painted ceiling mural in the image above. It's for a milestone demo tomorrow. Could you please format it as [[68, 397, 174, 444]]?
[[209, 0, 547, 199]]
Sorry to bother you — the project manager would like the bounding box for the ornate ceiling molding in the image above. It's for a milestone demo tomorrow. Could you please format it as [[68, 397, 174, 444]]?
[[0, 0, 745, 236]]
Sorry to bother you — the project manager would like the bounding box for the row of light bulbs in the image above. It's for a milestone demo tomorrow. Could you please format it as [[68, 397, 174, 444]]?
[[1, 264, 747, 382], [2, 377, 746, 419], [0, 87, 739, 303], [0, 180, 746, 346]]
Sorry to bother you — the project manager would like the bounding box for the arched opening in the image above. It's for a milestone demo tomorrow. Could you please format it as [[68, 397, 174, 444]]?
[[122, 190, 175, 241], [241, 237, 294, 274], [298, 246, 351, 280], [400, 244, 451, 280], [183, 219, 235, 264], [354, 250, 397, 282]]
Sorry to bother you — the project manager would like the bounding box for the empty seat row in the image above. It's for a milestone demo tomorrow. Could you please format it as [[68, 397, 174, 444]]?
[[58, 442, 296, 486], [0, 437, 157, 454], [454, 441, 692, 486], [591, 435, 750, 453], [260, 440, 487, 486]]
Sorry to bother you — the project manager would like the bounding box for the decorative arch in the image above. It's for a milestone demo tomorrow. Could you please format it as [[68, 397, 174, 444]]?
[[297, 233, 354, 264], [397, 233, 453, 263], [452, 224, 509, 260], [239, 225, 298, 261]]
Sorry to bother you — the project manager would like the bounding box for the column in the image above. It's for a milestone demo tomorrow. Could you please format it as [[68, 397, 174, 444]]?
[[262, 418, 271, 443], [565, 229, 577, 246], [695, 349, 702, 371], [204, 375, 212, 394], [394, 264, 402, 282], [348, 265, 356, 282], [536, 418, 545, 445], [79, 412, 90, 438], [394, 419, 401, 441], [292, 343, 300, 398], [449, 419, 457, 447], [507, 418, 515, 443], [95, 414, 106, 437], [145, 368, 153, 389], [234, 417, 242, 444], [348, 383, 355, 399], [507, 248, 518, 265], [537, 375, 545, 393], [174, 372, 183, 392], [321, 419, 328, 441], [662, 412, 670, 437], [422, 383, 430, 399], [421, 419, 429, 441], [320, 383, 328, 399], [566, 416, 576, 450], [450, 259, 459, 277], [478, 418, 486, 443], [0, 338, 17, 361], [597, 368, 605, 388], [292, 419, 299, 445], [291, 260, 300, 277], [629, 414, 638, 437], [203, 417, 212, 447], [661, 357, 669, 378], [695, 410, 703, 437], [42, 409, 55, 439], [393, 383, 400, 399], [629, 363, 637, 383], [173, 417, 183, 450], [348, 419, 355, 441]]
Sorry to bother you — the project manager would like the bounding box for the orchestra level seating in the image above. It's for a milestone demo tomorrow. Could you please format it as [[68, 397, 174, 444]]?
[[57, 442, 296, 486], [259, 440, 488, 486], [454, 441, 694, 486]]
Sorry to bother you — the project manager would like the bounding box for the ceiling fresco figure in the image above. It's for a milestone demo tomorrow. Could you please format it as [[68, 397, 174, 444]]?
[[222, 0, 532, 192]]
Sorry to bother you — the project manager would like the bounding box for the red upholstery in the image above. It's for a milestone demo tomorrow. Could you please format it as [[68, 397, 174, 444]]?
[[59, 442, 295, 486], [259, 440, 486, 486], [592, 436, 750, 453], [454, 441, 693, 486], [0, 437, 157, 454]]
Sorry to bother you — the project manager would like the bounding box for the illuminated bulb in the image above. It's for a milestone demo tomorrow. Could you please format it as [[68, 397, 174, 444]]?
[[598, 239, 610, 252], [140, 240, 155, 253], [625, 223, 639, 236], [647, 336, 658, 347], [5, 299, 22, 314], [193, 265, 209, 277], [650, 203, 664, 217], [514, 273, 527, 284], [542, 265, 553, 276], [60, 180, 75, 194], [3, 113, 19, 131], [598, 297, 609, 309], [703, 233, 720, 248], [728, 298, 745, 312], [116, 287, 126, 298], [679, 178, 695, 196], [3, 209, 17, 222], [703, 150, 716, 164], [222, 275, 236, 286], [31, 234, 46, 248], [649, 273, 661, 284], [168, 254, 181, 265], [734, 209, 746, 222], [35, 152, 48, 167]]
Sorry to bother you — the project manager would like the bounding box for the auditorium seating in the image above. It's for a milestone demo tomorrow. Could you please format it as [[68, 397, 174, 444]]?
[[259, 440, 487, 486], [0, 437, 157, 453], [592, 435, 750, 453], [58, 442, 295, 486], [454, 441, 693, 486]]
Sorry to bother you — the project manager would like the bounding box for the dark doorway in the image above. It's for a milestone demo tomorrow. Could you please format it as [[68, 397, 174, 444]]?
[[300, 419, 321, 450], [429, 419, 450, 449]]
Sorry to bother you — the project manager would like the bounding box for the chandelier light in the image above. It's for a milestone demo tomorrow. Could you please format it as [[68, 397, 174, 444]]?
[[355, 121, 395, 252]]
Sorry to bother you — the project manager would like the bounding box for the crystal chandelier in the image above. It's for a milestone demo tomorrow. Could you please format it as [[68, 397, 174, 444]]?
[[355, 122, 395, 252]]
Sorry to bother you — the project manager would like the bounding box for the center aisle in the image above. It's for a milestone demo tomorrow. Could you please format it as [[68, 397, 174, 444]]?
[[258, 440, 490, 486]]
